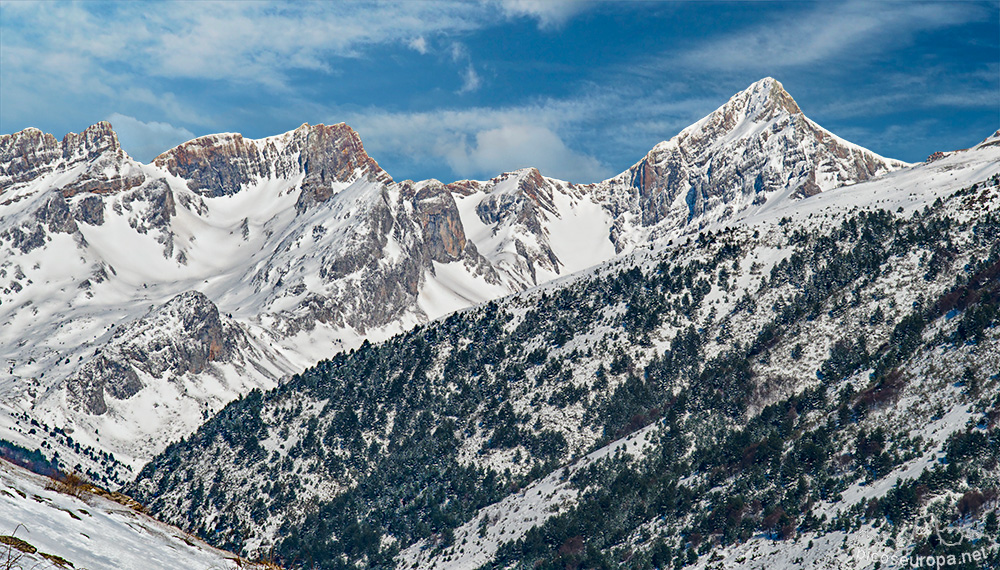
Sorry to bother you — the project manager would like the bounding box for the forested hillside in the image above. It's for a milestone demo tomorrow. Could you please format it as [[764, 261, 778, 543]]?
[[130, 171, 1000, 569]]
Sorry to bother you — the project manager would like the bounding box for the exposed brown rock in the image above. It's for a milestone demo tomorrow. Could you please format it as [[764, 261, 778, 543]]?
[[0, 129, 62, 191], [153, 122, 392, 207], [295, 123, 393, 211], [153, 133, 274, 197], [413, 182, 467, 262], [1, 122, 143, 196], [444, 179, 485, 196]]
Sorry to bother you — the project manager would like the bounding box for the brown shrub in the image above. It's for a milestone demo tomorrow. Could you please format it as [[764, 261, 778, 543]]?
[[558, 535, 585, 557], [49, 472, 88, 499], [958, 490, 987, 517], [762, 507, 786, 530], [856, 368, 906, 409]]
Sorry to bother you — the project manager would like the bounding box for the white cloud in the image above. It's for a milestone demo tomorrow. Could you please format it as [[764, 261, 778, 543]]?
[[449, 42, 482, 93], [459, 64, 482, 94], [0, 2, 490, 91], [344, 101, 618, 182], [408, 36, 429, 54], [106, 113, 195, 162], [495, 0, 591, 29], [443, 124, 609, 181], [0, 2, 508, 135], [450, 42, 468, 62]]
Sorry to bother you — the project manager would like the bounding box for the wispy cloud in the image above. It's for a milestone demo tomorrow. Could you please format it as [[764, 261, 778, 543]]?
[[803, 61, 1000, 128], [449, 42, 483, 94], [676, 1, 987, 72], [495, 0, 592, 29], [408, 36, 429, 55], [1, 2, 490, 92], [459, 65, 483, 94]]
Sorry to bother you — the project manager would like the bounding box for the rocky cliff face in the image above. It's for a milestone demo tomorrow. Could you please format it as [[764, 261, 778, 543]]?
[[1, 122, 144, 197], [153, 122, 391, 204], [0, 128, 63, 191], [412, 182, 467, 263], [295, 122, 393, 211], [66, 291, 255, 416]]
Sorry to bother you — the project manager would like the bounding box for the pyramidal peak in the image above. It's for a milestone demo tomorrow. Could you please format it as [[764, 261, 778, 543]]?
[[612, 78, 910, 232], [740, 76, 802, 117], [675, 77, 805, 149]]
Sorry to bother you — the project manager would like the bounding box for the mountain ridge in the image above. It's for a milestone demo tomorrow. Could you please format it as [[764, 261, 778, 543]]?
[[0, 78, 916, 484]]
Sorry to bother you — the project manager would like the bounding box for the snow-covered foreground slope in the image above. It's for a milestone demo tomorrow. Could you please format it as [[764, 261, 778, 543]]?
[[0, 458, 266, 570], [0, 78, 915, 485]]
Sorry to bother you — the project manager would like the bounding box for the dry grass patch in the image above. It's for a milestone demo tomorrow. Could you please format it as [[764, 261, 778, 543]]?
[[44, 471, 146, 513], [0, 535, 36, 555], [39, 551, 74, 568], [46, 472, 87, 499], [85, 485, 146, 513], [229, 555, 285, 569]]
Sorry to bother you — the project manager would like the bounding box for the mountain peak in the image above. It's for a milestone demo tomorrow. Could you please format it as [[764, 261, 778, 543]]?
[[62, 121, 122, 160], [697, 77, 802, 137], [153, 121, 390, 199], [743, 76, 802, 116], [619, 77, 905, 229], [292, 121, 391, 186], [1, 122, 133, 193]]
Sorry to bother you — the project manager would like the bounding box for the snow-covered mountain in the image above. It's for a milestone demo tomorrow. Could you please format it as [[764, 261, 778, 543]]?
[[0, 78, 908, 484], [128, 130, 1000, 568], [593, 77, 908, 246]]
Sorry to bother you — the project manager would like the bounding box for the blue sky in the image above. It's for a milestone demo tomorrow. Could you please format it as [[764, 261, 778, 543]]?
[[1, 1, 997, 183]]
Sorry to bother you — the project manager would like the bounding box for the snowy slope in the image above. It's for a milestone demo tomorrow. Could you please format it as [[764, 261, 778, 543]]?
[[0, 458, 265, 570], [0, 79, 915, 485], [438, 132, 1000, 569], [119, 115, 1000, 569]]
